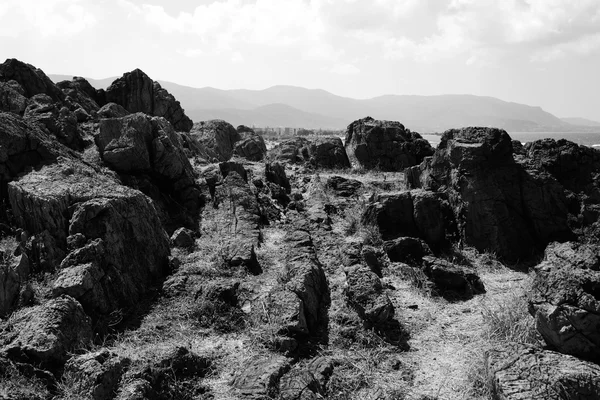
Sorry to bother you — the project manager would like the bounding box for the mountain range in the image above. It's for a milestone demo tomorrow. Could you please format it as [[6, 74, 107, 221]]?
[[50, 74, 600, 133]]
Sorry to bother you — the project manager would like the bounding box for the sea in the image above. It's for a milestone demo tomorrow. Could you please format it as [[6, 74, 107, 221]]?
[[422, 132, 600, 149]]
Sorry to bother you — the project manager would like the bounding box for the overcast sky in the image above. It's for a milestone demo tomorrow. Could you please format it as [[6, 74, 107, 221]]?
[[1, 0, 599, 121]]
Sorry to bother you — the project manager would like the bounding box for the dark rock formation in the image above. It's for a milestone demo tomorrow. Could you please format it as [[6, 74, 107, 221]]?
[[265, 162, 291, 194], [269, 136, 350, 169], [384, 237, 432, 265], [344, 117, 433, 171], [1, 296, 92, 366], [170, 227, 195, 248], [345, 265, 395, 328], [326, 175, 363, 197], [364, 190, 451, 250], [64, 349, 131, 400], [487, 344, 600, 400], [234, 128, 267, 161], [0, 80, 28, 114], [8, 160, 170, 318], [56, 76, 104, 115], [97, 102, 130, 119], [0, 251, 28, 317], [529, 242, 600, 361], [0, 59, 64, 102], [422, 256, 485, 299], [187, 119, 241, 162], [232, 355, 291, 398], [105, 69, 192, 132], [405, 127, 574, 261], [97, 113, 202, 215]]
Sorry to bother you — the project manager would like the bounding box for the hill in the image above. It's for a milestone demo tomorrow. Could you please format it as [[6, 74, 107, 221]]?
[[561, 117, 600, 127]]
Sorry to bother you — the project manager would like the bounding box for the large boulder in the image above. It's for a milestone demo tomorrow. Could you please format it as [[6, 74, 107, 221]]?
[[269, 137, 350, 169], [406, 127, 573, 261], [529, 241, 600, 361], [97, 102, 129, 119], [487, 344, 600, 400], [97, 113, 201, 214], [0, 58, 64, 102], [8, 160, 170, 318], [344, 265, 394, 328], [233, 127, 267, 161], [105, 69, 192, 132], [187, 119, 241, 162], [1, 296, 92, 366], [344, 117, 433, 171], [56, 76, 104, 115], [0, 80, 28, 114]]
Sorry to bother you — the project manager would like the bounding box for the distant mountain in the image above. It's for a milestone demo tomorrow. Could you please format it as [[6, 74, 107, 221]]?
[[561, 117, 600, 127], [49, 75, 595, 133]]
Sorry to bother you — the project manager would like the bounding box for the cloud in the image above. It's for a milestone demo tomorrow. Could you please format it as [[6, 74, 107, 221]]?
[[329, 63, 360, 75], [0, 0, 97, 37], [177, 48, 204, 58]]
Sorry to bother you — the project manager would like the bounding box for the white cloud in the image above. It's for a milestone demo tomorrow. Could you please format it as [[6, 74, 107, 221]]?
[[177, 48, 204, 58], [329, 63, 360, 75], [0, 0, 97, 37]]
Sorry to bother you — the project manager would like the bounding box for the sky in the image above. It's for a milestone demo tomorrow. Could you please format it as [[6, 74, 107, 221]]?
[[1, 0, 599, 121]]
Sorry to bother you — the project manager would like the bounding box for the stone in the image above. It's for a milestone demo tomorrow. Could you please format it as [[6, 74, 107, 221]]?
[[188, 119, 241, 162], [405, 127, 574, 261], [105, 69, 192, 131], [1, 296, 92, 366], [344, 117, 433, 171], [234, 130, 268, 161], [421, 256, 485, 298], [64, 349, 131, 400], [487, 344, 600, 400], [326, 175, 363, 197], [279, 369, 321, 400], [170, 227, 195, 248], [529, 242, 600, 361], [232, 355, 291, 398], [345, 265, 394, 327], [0, 80, 28, 114], [0, 58, 64, 102], [97, 102, 130, 119], [384, 237, 432, 266], [269, 137, 350, 169], [56, 76, 103, 115], [265, 162, 291, 193]]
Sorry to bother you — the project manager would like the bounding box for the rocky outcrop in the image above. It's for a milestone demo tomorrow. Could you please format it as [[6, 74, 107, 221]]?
[[345, 265, 394, 328], [1, 296, 92, 366], [265, 162, 291, 193], [0, 58, 64, 102], [105, 69, 192, 132], [269, 137, 350, 169], [8, 160, 170, 318], [97, 113, 202, 215], [364, 190, 451, 250], [529, 242, 600, 361], [56, 76, 104, 115], [97, 103, 129, 119], [344, 117, 433, 171], [64, 349, 131, 400], [232, 355, 291, 398], [234, 127, 267, 161], [487, 344, 600, 400], [0, 251, 29, 317], [186, 119, 241, 162], [0, 80, 28, 114], [422, 256, 485, 299], [326, 176, 363, 197], [405, 127, 574, 261]]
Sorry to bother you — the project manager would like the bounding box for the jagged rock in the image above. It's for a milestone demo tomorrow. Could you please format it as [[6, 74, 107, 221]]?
[[0, 112, 65, 186], [234, 128, 267, 161], [24, 93, 85, 150], [279, 369, 322, 400], [188, 119, 241, 162], [326, 176, 363, 197], [97, 102, 130, 119], [265, 162, 291, 193], [232, 355, 291, 398], [97, 113, 202, 214], [0, 58, 64, 102], [64, 349, 131, 400], [345, 265, 394, 327], [1, 296, 92, 366], [269, 137, 350, 169], [56, 77, 103, 115], [8, 160, 170, 317], [364, 190, 450, 250], [170, 227, 195, 248], [384, 237, 432, 265], [219, 160, 248, 182], [405, 127, 574, 261], [25, 230, 65, 272], [487, 344, 600, 400], [105, 69, 192, 131], [361, 246, 386, 277], [422, 256, 485, 298], [529, 242, 600, 361], [0, 252, 29, 317], [0, 80, 28, 114], [344, 117, 433, 171]]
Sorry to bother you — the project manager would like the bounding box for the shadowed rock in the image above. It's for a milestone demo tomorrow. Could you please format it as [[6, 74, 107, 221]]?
[[106, 69, 192, 132], [0, 58, 64, 102], [187, 119, 241, 162], [529, 241, 600, 361], [269, 136, 350, 169], [487, 344, 600, 400], [344, 117, 433, 171], [234, 127, 267, 161], [0, 80, 28, 114]]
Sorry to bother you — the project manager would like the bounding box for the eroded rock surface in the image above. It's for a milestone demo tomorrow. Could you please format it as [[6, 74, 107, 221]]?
[[187, 119, 241, 162]]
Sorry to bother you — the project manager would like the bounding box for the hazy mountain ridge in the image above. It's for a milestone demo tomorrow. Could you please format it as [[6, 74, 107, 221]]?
[[50, 74, 597, 132]]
